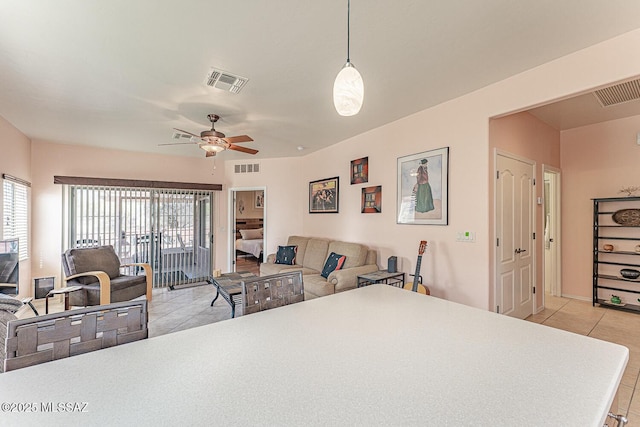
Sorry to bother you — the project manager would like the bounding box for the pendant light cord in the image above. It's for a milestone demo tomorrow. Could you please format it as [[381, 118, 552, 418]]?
[[347, 0, 351, 63]]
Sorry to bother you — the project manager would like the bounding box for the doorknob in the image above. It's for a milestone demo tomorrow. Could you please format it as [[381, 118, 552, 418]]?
[[515, 248, 527, 254]]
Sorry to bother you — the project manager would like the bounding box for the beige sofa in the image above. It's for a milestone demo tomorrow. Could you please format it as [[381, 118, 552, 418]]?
[[260, 236, 378, 299]]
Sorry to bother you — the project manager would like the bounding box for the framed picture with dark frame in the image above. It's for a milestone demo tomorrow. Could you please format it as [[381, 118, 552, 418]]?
[[397, 147, 449, 225], [350, 157, 368, 184], [309, 177, 339, 213], [361, 186, 382, 213]]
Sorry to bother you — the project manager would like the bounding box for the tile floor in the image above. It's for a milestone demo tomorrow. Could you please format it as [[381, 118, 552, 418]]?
[[35, 287, 639, 423], [526, 294, 640, 423]]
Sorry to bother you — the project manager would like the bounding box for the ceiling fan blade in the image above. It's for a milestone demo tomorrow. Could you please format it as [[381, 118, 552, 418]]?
[[222, 135, 253, 144], [173, 128, 201, 138], [228, 144, 258, 155], [158, 142, 198, 146]]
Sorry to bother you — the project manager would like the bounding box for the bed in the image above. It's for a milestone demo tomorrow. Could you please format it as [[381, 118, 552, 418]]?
[[235, 218, 263, 260]]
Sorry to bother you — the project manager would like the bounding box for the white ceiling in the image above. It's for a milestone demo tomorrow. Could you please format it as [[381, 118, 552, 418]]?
[[2, 1, 640, 160]]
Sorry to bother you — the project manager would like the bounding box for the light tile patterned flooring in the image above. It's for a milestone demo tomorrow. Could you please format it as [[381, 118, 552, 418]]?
[[526, 294, 640, 423], [36, 282, 639, 423]]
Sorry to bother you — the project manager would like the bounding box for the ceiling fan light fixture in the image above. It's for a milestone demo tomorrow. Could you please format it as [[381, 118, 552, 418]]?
[[333, 0, 363, 116], [200, 144, 225, 153], [333, 61, 364, 116]]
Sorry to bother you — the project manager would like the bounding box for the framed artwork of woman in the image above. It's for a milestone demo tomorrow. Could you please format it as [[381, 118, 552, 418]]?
[[397, 147, 449, 225]]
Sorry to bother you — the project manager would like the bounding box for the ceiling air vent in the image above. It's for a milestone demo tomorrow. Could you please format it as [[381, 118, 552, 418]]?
[[205, 68, 249, 94], [593, 79, 640, 107], [234, 163, 260, 174], [172, 131, 192, 140]]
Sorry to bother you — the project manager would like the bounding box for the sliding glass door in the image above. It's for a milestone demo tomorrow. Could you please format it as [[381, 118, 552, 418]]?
[[63, 185, 213, 288]]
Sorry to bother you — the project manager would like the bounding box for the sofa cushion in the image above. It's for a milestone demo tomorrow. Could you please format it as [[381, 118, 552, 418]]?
[[303, 238, 330, 272], [286, 236, 310, 266], [77, 274, 148, 307], [65, 245, 121, 285], [275, 245, 297, 265], [260, 263, 320, 277], [304, 274, 337, 299], [327, 241, 368, 269], [321, 252, 346, 278]]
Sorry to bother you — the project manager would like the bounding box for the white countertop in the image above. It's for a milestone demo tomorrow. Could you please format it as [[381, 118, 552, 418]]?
[[0, 284, 628, 426]]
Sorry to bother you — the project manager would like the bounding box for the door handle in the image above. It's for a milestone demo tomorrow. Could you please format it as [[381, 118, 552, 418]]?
[[515, 248, 527, 254]]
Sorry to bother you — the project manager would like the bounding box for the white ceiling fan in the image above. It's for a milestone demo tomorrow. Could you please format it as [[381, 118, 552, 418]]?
[[161, 114, 257, 157]]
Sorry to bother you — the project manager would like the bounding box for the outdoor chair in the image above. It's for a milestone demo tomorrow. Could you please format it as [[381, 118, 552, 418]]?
[[241, 271, 304, 315], [61, 245, 152, 306]]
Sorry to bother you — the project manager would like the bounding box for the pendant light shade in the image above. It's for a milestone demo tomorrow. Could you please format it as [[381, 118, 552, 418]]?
[[334, 0, 363, 116], [334, 62, 364, 116]]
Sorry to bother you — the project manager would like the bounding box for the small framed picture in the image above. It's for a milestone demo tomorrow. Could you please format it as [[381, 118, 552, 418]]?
[[309, 177, 339, 213], [350, 157, 368, 184], [361, 186, 382, 213], [254, 190, 264, 208], [397, 147, 449, 225]]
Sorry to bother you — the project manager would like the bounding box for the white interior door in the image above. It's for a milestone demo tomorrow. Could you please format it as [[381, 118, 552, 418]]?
[[496, 153, 535, 319]]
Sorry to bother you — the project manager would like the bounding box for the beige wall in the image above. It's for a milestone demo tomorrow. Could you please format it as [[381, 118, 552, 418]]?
[[561, 115, 640, 300], [224, 158, 305, 271], [28, 140, 228, 296], [4, 28, 640, 309], [0, 115, 32, 294], [228, 28, 640, 310], [489, 112, 561, 309], [235, 191, 264, 220]]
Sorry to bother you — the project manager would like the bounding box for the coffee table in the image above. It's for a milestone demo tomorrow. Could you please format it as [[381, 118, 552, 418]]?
[[208, 271, 256, 318], [357, 270, 405, 288]]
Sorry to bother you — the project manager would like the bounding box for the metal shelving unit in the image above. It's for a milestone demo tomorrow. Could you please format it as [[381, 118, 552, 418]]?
[[593, 196, 640, 314]]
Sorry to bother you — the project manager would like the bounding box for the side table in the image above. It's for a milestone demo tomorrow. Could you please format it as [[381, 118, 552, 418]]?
[[357, 270, 405, 288], [45, 286, 83, 314]]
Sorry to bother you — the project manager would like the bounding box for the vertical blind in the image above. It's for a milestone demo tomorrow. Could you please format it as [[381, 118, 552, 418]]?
[[2, 175, 29, 261], [64, 185, 213, 289]]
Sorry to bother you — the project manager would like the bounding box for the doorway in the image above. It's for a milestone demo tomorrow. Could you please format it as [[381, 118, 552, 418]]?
[[543, 166, 562, 300], [228, 187, 266, 274], [495, 151, 536, 319]]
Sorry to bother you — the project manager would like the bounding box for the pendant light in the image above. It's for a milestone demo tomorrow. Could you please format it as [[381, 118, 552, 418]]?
[[333, 0, 363, 116]]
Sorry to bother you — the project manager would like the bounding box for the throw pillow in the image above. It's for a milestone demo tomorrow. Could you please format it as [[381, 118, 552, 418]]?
[[321, 252, 346, 278], [240, 229, 262, 240], [275, 245, 297, 265]]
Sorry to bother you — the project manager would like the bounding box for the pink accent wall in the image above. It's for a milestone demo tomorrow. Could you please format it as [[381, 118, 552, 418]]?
[[0, 115, 32, 296], [4, 28, 640, 309], [489, 112, 561, 309], [224, 158, 305, 272], [561, 115, 640, 300], [229, 28, 640, 311], [29, 139, 228, 292]]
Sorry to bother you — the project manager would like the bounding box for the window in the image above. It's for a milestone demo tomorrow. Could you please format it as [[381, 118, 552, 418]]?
[[2, 175, 30, 261]]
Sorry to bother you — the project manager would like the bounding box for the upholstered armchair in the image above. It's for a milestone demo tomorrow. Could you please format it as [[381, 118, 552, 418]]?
[[61, 245, 152, 306]]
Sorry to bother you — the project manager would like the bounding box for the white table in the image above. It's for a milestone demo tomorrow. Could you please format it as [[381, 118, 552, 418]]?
[[0, 285, 628, 426]]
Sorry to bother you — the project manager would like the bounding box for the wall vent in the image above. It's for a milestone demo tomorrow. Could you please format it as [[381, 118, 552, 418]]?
[[234, 163, 260, 174], [205, 68, 249, 94], [593, 79, 640, 107]]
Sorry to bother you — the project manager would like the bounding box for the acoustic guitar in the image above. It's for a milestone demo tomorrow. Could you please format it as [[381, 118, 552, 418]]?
[[403, 240, 430, 295]]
